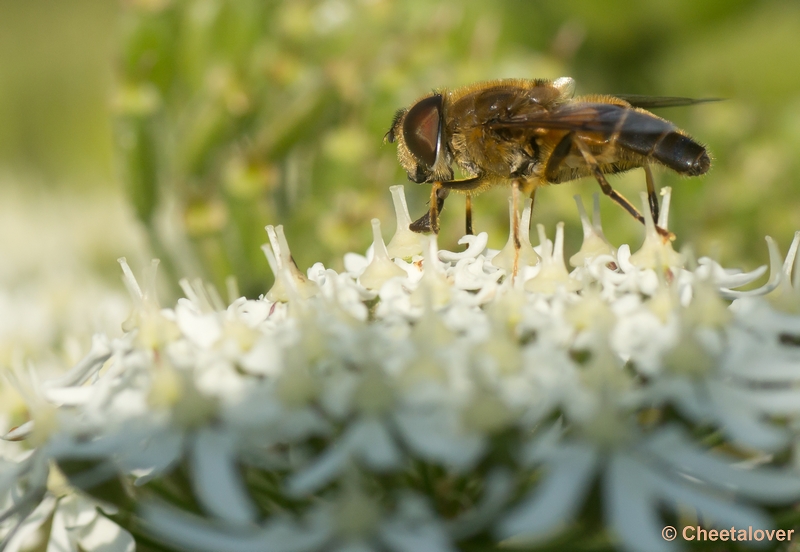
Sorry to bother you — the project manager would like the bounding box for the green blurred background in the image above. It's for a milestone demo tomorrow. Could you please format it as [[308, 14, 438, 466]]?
[[2, 0, 800, 301]]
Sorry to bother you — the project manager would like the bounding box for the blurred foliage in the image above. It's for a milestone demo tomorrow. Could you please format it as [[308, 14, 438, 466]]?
[[3, 0, 800, 298], [0, 0, 116, 185]]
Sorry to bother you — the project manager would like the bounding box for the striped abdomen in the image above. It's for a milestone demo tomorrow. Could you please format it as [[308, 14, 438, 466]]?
[[614, 108, 710, 176]]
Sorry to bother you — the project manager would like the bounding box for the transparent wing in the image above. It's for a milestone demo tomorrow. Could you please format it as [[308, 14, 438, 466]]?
[[612, 95, 722, 109], [486, 97, 717, 135], [487, 103, 662, 134]]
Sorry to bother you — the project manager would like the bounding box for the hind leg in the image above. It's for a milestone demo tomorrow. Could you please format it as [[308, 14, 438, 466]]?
[[644, 163, 659, 224], [572, 138, 674, 241]]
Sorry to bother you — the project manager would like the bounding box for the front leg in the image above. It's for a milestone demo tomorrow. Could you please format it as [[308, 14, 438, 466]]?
[[409, 176, 485, 234], [409, 184, 448, 233]]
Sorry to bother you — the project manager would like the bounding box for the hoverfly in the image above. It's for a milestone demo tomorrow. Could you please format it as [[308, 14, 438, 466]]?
[[385, 77, 711, 241]]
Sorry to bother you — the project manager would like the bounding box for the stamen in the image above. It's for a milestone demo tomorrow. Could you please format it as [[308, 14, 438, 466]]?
[[782, 231, 800, 282], [657, 187, 673, 230], [718, 236, 782, 299], [360, 218, 408, 290], [264, 225, 318, 301], [629, 192, 682, 269], [410, 235, 451, 308], [118, 257, 143, 301], [525, 223, 581, 293], [570, 195, 615, 268], [491, 198, 539, 272], [386, 185, 423, 259], [226, 276, 240, 305]]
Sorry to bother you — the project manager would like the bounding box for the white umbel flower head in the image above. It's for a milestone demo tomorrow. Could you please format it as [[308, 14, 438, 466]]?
[[4, 185, 800, 552]]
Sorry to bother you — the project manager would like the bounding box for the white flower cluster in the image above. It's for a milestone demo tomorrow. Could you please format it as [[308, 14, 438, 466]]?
[[3, 185, 800, 552]]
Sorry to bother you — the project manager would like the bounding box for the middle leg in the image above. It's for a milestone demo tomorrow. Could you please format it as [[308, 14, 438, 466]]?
[[465, 193, 473, 236]]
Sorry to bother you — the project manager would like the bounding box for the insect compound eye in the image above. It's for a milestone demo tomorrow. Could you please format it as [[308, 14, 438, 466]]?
[[384, 108, 407, 143], [402, 94, 443, 169]]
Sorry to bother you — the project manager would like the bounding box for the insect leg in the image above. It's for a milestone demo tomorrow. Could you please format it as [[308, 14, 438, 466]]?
[[644, 163, 659, 223], [528, 187, 537, 232], [409, 176, 484, 234], [465, 194, 473, 235], [409, 184, 447, 233], [442, 177, 484, 237], [574, 139, 675, 241], [429, 182, 442, 234], [512, 179, 522, 278], [512, 180, 521, 250]]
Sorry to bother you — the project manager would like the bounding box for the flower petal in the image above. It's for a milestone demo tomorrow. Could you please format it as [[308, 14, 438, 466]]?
[[497, 442, 597, 540], [647, 426, 800, 504], [189, 429, 257, 525], [139, 501, 331, 552], [77, 513, 135, 552], [605, 453, 676, 552]]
